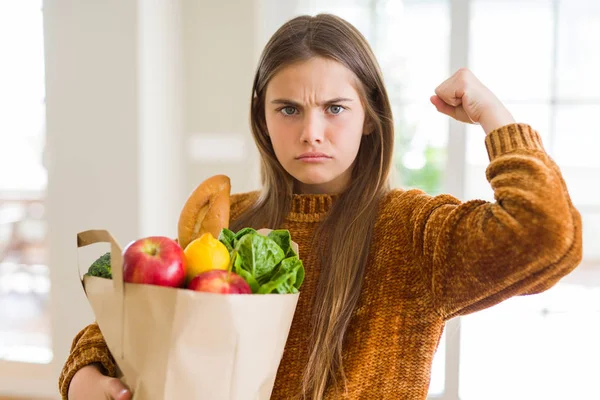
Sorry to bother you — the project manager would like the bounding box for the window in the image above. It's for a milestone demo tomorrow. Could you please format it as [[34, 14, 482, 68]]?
[[0, 0, 50, 364], [374, 0, 450, 195]]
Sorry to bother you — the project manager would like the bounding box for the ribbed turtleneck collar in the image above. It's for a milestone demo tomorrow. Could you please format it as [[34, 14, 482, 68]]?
[[287, 193, 339, 222]]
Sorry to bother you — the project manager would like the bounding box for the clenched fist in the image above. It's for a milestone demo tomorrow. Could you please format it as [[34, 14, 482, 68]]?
[[430, 68, 516, 134]]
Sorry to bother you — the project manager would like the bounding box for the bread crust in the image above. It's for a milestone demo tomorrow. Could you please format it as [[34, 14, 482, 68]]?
[[178, 175, 231, 249]]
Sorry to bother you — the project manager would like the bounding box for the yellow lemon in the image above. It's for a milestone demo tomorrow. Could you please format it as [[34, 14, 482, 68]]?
[[184, 233, 230, 282]]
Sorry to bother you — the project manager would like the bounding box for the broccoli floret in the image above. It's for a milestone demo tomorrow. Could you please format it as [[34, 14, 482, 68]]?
[[85, 252, 112, 279]]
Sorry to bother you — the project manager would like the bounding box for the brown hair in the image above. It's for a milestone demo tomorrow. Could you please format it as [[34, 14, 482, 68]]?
[[231, 14, 395, 399]]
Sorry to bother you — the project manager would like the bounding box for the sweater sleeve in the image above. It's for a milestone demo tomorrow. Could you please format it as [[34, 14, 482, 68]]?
[[407, 123, 582, 320], [58, 322, 118, 399]]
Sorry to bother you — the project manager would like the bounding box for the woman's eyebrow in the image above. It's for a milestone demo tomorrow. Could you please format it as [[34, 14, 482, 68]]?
[[270, 97, 354, 107]]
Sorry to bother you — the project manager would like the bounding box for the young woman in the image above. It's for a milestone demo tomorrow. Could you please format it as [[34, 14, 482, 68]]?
[[60, 14, 582, 400]]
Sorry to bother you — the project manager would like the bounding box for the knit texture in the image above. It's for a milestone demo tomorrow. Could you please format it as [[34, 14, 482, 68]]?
[[58, 123, 582, 399]]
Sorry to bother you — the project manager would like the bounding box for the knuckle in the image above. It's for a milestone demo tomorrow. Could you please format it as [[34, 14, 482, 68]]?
[[456, 68, 472, 83]]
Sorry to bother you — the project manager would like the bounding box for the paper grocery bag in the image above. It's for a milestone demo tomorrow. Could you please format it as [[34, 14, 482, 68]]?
[[77, 229, 300, 400]]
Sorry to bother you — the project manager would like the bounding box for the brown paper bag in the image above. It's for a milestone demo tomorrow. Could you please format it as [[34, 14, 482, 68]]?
[[77, 229, 300, 400]]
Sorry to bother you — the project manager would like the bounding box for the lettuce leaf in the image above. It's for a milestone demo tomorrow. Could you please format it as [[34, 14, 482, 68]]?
[[218, 228, 236, 252], [267, 230, 296, 257], [234, 232, 285, 285], [234, 267, 260, 293], [219, 228, 304, 294], [257, 256, 304, 294], [233, 227, 257, 244]]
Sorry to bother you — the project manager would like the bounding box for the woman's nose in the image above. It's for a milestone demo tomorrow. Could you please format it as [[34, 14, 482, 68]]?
[[299, 112, 325, 144]]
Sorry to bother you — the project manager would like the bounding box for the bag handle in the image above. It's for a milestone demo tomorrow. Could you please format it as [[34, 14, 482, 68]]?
[[76, 229, 125, 360]]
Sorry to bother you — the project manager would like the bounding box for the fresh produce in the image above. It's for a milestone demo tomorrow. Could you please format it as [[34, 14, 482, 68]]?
[[183, 232, 230, 283], [187, 269, 252, 294], [85, 252, 112, 279], [122, 236, 186, 288], [218, 228, 304, 294], [87, 175, 304, 295], [178, 174, 231, 250]]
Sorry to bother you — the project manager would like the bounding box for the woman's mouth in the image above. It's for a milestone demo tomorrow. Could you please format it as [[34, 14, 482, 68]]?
[[296, 152, 332, 163]]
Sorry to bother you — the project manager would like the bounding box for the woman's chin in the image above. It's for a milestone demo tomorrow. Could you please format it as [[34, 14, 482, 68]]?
[[292, 172, 347, 194], [293, 173, 333, 186], [288, 164, 351, 193]]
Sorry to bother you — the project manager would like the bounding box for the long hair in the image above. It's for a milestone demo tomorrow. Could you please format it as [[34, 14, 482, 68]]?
[[231, 14, 395, 399]]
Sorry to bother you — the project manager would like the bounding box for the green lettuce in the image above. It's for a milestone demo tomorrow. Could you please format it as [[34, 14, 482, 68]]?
[[257, 256, 304, 294], [218, 228, 304, 294], [267, 230, 297, 258], [218, 228, 236, 252]]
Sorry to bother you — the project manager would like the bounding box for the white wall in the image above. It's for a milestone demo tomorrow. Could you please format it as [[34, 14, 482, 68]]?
[[182, 0, 261, 194], [182, 0, 299, 195]]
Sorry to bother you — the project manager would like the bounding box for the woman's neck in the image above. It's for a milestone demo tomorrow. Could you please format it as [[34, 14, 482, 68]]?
[[293, 172, 351, 195]]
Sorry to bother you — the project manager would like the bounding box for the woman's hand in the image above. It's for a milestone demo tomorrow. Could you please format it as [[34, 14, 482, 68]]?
[[68, 363, 132, 400], [430, 68, 516, 134]]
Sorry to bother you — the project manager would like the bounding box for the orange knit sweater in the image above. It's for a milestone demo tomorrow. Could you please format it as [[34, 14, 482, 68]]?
[[59, 123, 582, 399]]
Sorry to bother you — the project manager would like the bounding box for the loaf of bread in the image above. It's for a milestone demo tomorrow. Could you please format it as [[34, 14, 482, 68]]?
[[177, 174, 231, 250]]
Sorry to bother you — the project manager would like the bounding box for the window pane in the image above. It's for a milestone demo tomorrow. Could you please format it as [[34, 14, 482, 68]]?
[[0, 1, 51, 364], [0, 2, 46, 192], [470, 0, 554, 102], [464, 163, 493, 202], [460, 283, 600, 400], [553, 105, 600, 168], [374, 0, 450, 103], [556, 0, 600, 100], [373, 0, 450, 195], [392, 102, 449, 194]]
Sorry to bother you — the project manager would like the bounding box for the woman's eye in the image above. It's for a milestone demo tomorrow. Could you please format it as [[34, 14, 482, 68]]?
[[328, 105, 345, 115], [280, 106, 297, 116]]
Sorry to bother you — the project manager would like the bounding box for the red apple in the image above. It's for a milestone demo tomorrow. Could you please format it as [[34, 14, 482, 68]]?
[[123, 236, 186, 288], [187, 270, 251, 294]]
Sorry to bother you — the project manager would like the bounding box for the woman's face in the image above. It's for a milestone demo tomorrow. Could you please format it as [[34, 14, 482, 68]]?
[[264, 57, 367, 195]]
